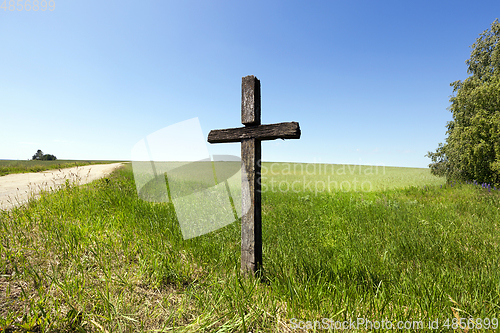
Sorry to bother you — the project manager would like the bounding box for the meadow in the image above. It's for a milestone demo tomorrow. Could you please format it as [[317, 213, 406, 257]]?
[[1, 162, 499, 332], [0, 160, 120, 177]]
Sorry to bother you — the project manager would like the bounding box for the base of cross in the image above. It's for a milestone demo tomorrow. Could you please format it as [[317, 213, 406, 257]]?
[[208, 75, 301, 275]]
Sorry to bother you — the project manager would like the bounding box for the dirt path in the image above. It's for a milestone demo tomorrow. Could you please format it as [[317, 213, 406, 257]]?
[[0, 163, 124, 210]]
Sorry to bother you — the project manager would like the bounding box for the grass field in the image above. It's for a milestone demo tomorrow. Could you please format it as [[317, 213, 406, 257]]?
[[0, 160, 121, 177], [261, 162, 444, 192], [1, 162, 499, 332]]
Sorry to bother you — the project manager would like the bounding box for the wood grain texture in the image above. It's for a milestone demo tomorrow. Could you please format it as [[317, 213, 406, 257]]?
[[207, 122, 301, 143], [240, 138, 262, 273], [241, 75, 261, 126]]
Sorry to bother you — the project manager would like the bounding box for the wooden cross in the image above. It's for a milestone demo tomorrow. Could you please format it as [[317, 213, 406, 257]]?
[[207, 75, 301, 274]]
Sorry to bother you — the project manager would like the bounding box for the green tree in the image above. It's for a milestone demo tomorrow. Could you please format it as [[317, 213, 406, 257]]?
[[41, 154, 57, 161], [31, 149, 57, 161], [32, 149, 44, 160], [427, 19, 500, 186]]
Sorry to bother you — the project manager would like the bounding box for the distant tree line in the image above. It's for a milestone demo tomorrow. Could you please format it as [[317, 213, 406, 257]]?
[[427, 19, 500, 186], [32, 149, 57, 161]]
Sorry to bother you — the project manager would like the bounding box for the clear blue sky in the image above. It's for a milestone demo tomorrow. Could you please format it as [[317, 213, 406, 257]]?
[[1, 0, 498, 167]]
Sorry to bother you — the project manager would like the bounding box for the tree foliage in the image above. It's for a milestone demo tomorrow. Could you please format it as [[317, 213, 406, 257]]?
[[32, 149, 57, 161], [427, 19, 500, 186], [32, 149, 44, 160], [42, 154, 57, 161]]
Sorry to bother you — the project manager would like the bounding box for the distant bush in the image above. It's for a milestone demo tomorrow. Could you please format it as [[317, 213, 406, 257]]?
[[42, 154, 57, 161], [32, 149, 57, 161]]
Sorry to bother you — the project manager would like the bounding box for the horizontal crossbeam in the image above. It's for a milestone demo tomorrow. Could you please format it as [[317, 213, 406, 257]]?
[[207, 122, 301, 143]]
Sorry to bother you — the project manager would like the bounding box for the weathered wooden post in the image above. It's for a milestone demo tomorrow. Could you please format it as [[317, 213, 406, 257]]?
[[207, 75, 301, 274]]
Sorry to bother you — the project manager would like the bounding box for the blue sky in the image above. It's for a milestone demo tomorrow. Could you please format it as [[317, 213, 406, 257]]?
[[1, 0, 498, 167]]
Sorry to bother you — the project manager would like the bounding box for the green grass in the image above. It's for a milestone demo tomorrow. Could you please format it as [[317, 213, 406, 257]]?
[[261, 162, 445, 192], [0, 160, 122, 177], [1, 163, 499, 332]]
